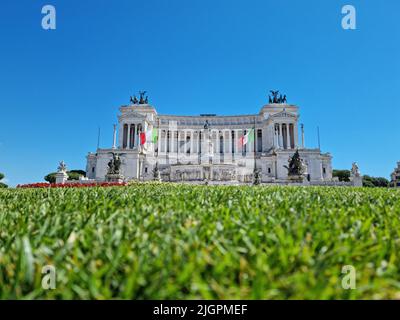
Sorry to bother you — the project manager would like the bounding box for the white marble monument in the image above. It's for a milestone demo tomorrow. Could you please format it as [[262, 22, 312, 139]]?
[[85, 91, 343, 185], [390, 162, 400, 188], [55, 161, 68, 184]]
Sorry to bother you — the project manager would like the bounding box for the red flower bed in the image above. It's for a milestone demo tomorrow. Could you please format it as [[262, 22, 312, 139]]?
[[17, 182, 127, 188]]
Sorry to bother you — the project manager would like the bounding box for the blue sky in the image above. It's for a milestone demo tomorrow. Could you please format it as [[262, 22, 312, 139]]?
[[0, 0, 399, 186]]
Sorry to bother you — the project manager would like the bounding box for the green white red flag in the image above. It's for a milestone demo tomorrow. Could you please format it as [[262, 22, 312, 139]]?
[[238, 128, 254, 147], [140, 127, 158, 145]]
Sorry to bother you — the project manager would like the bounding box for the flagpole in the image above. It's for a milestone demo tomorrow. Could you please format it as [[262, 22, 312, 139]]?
[[97, 127, 101, 150]]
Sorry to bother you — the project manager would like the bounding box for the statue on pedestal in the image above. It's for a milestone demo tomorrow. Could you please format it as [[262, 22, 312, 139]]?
[[106, 153, 124, 183], [57, 161, 67, 173], [284, 150, 304, 182], [253, 168, 261, 185], [55, 161, 68, 184], [107, 153, 122, 175], [152, 162, 161, 182], [350, 162, 362, 186], [351, 162, 361, 177]]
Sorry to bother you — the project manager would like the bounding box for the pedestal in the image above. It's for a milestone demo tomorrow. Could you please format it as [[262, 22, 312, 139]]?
[[55, 171, 68, 184], [287, 174, 304, 183], [105, 173, 124, 183], [351, 175, 363, 187]]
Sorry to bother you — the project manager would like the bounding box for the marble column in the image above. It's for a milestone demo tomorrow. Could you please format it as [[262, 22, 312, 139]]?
[[133, 124, 139, 147], [177, 130, 181, 159], [190, 130, 194, 156], [112, 124, 117, 149], [170, 131, 174, 157], [287, 123, 291, 149], [157, 128, 161, 154]]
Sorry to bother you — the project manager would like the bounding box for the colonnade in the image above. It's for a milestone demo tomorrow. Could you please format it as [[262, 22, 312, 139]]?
[[274, 123, 295, 149]]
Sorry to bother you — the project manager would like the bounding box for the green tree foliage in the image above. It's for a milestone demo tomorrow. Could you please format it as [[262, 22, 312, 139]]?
[[0, 172, 7, 188], [332, 169, 350, 182], [363, 175, 389, 188], [44, 172, 56, 183], [44, 170, 86, 183]]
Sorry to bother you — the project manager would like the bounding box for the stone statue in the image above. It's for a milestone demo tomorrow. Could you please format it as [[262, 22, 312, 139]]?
[[350, 162, 362, 186], [284, 150, 304, 176], [57, 161, 67, 173], [107, 153, 122, 175], [152, 162, 161, 181], [351, 162, 360, 177], [204, 120, 210, 130], [253, 168, 261, 185]]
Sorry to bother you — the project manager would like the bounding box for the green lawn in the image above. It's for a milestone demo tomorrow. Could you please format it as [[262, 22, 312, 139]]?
[[1, 184, 400, 299]]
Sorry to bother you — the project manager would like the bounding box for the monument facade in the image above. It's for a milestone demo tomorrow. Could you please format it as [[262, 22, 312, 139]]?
[[86, 91, 334, 184], [390, 162, 400, 188]]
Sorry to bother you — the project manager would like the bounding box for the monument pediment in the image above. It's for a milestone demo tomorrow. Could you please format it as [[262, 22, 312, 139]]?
[[119, 111, 147, 120], [270, 110, 297, 119]]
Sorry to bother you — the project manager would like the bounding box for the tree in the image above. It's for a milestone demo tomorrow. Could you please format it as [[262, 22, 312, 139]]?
[[67, 170, 86, 181], [44, 172, 57, 183], [333, 169, 350, 182], [363, 175, 389, 188], [44, 170, 86, 183], [0, 172, 8, 188]]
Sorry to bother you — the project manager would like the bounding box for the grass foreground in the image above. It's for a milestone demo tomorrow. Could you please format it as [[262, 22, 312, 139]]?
[[1, 184, 400, 299]]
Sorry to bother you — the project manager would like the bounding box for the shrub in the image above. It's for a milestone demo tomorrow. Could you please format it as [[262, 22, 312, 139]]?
[[332, 169, 350, 182], [363, 175, 390, 188], [44, 169, 87, 183], [0, 172, 7, 188]]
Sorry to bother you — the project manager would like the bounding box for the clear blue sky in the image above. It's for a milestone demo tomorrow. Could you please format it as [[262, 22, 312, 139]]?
[[0, 0, 399, 186]]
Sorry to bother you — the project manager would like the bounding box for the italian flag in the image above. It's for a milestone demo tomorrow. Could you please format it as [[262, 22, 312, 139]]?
[[238, 128, 254, 147], [140, 128, 158, 145]]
